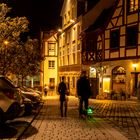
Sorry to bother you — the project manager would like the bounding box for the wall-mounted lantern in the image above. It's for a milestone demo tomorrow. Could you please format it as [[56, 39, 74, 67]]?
[[58, 28, 62, 32], [70, 19, 75, 23], [132, 63, 137, 72]]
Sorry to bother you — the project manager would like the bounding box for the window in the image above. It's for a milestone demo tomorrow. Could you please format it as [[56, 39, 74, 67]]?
[[77, 25, 81, 36], [48, 60, 55, 68], [110, 29, 120, 50], [64, 14, 67, 25], [67, 31, 70, 44], [112, 66, 126, 84], [72, 7, 75, 19], [67, 77, 70, 90], [127, 0, 138, 13], [72, 77, 75, 88], [126, 25, 138, 47], [48, 43, 55, 56], [49, 78, 55, 89], [72, 27, 76, 43], [68, 11, 70, 23], [77, 52, 81, 64], [67, 55, 69, 65], [77, 44, 81, 50], [73, 53, 75, 64]]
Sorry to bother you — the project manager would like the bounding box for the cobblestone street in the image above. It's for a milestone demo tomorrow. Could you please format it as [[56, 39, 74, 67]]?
[[19, 96, 140, 140], [1, 96, 140, 140], [89, 99, 140, 140]]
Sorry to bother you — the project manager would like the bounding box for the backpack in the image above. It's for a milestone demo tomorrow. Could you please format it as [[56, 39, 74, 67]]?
[[58, 82, 67, 94]]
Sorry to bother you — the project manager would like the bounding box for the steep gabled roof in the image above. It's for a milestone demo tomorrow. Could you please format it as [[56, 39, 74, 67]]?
[[82, 0, 118, 32], [85, 0, 119, 33], [85, 7, 114, 32]]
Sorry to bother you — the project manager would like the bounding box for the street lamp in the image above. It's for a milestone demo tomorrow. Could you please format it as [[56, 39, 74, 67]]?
[[131, 63, 139, 97], [3, 40, 9, 75], [4, 40, 9, 46]]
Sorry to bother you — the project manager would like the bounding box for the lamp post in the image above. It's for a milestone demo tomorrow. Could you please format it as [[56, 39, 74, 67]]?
[[132, 63, 139, 97], [3, 40, 9, 75]]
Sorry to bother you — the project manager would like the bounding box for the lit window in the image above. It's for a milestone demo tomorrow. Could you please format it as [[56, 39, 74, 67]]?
[[127, 0, 138, 13], [72, 77, 75, 88], [67, 55, 69, 65], [73, 53, 75, 64]]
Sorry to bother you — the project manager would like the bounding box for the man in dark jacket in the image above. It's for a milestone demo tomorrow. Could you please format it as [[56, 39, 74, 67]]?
[[58, 76, 67, 117], [77, 71, 91, 117]]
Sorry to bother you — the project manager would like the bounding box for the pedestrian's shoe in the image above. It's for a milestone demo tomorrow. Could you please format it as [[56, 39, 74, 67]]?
[[80, 114, 87, 120]]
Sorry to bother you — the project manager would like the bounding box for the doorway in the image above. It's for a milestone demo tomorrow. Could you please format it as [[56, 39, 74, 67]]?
[[89, 78, 99, 98]]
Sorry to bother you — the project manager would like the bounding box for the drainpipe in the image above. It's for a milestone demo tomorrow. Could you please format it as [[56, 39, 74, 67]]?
[[85, 0, 88, 12]]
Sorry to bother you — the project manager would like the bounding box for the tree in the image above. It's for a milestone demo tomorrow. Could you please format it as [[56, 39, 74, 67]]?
[[0, 3, 44, 87], [0, 4, 42, 81], [12, 38, 43, 85], [0, 3, 29, 75]]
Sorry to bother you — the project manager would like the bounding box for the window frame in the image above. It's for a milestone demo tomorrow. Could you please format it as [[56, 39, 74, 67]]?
[[127, 0, 139, 13], [48, 60, 55, 69], [126, 25, 138, 48], [48, 42, 56, 56]]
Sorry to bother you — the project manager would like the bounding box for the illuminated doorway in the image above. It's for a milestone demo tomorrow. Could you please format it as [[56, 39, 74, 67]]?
[[112, 66, 126, 93], [103, 77, 110, 93]]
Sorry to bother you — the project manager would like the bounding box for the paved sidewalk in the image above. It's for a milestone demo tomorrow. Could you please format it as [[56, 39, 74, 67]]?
[[89, 99, 140, 139], [20, 96, 128, 140]]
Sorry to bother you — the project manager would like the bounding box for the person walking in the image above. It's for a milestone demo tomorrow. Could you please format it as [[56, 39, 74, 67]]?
[[77, 71, 91, 118], [58, 76, 68, 117], [44, 84, 48, 96]]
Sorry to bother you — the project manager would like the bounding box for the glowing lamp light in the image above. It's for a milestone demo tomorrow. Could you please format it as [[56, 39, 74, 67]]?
[[58, 29, 62, 32], [70, 19, 75, 23], [132, 63, 137, 72], [4, 40, 9, 45]]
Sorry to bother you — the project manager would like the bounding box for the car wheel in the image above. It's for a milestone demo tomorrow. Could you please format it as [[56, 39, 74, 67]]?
[[6, 102, 20, 120], [24, 103, 33, 115]]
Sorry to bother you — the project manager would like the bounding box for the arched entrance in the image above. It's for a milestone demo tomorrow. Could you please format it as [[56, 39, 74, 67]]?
[[112, 66, 126, 93]]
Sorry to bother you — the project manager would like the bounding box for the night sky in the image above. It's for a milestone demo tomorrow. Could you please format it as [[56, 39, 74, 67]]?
[[0, 0, 64, 38]]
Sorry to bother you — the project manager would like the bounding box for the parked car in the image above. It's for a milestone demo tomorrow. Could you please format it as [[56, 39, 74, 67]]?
[[21, 94, 33, 115], [0, 76, 25, 125], [22, 86, 43, 97], [19, 87, 42, 108]]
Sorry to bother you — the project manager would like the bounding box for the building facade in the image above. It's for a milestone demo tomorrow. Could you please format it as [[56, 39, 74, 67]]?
[[83, 0, 140, 99], [41, 0, 140, 99], [40, 31, 58, 95], [58, 0, 82, 95]]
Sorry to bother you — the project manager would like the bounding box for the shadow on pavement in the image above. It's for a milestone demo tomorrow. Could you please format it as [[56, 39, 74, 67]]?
[[0, 124, 17, 139], [19, 124, 38, 139], [0, 121, 38, 139], [7, 121, 38, 139]]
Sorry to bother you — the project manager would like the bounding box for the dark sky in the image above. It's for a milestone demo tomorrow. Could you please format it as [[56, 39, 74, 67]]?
[[1, 0, 64, 38]]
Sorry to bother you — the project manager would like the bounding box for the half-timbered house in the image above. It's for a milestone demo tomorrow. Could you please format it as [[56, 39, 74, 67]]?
[[83, 0, 140, 99]]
